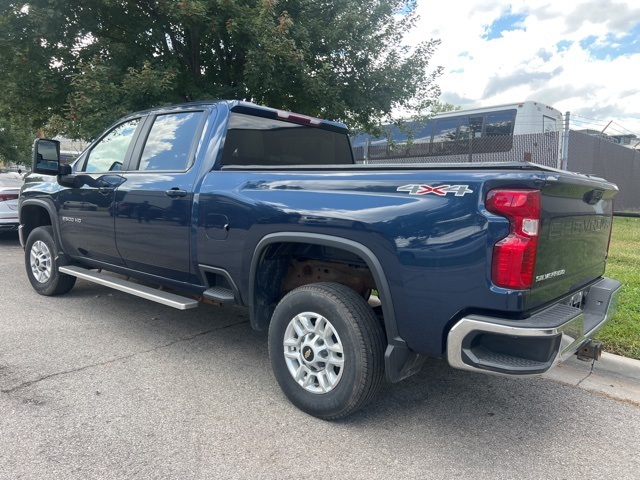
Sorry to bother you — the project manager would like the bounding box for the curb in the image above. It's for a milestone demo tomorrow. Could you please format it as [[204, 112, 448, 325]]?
[[543, 352, 640, 406]]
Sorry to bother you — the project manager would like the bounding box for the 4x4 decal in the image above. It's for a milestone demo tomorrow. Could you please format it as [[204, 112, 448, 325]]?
[[397, 184, 474, 196]]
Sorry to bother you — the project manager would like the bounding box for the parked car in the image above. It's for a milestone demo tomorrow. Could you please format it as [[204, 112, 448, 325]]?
[[0, 170, 23, 232]]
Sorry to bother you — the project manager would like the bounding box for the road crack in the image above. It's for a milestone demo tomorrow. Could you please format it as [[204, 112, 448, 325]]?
[[0, 319, 248, 394], [576, 358, 597, 387]]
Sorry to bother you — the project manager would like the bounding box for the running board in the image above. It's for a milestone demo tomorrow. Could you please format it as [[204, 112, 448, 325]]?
[[59, 266, 199, 310]]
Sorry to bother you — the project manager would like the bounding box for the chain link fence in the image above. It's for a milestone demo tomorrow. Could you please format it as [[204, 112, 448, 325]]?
[[355, 132, 561, 167], [353, 130, 639, 214]]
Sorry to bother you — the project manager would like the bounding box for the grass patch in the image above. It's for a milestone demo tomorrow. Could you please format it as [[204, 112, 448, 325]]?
[[595, 216, 640, 360]]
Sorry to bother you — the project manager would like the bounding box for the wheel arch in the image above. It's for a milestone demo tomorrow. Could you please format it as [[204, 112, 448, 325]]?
[[249, 232, 403, 343], [19, 199, 60, 250], [250, 232, 426, 383]]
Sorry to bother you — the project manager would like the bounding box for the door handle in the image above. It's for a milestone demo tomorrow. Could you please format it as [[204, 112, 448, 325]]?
[[165, 188, 187, 198], [97, 177, 116, 195]]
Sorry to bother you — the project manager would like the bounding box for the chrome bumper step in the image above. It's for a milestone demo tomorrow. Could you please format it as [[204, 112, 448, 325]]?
[[446, 277, 622, 376]]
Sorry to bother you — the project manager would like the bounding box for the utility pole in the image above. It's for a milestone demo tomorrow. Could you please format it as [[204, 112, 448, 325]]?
[[561, 111, 570, 170], [364, 137, 370, 164]]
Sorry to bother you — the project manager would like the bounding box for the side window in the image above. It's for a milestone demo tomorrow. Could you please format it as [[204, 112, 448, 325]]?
[[459, 116, 484, 140], [412, 122, 433, 144], [484, 111, 515, 136], [432, 118, 459, 143], [469, 116, 484, 138], [543, 115, 557, 133], [138, 112, 202, 171], [458, 117, 470, 140], [84, 119, 140, 172]]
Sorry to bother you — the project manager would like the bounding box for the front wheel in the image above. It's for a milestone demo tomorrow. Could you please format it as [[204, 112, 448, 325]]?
[[268, 282, 386, 419], [25, 226, 76, 296]]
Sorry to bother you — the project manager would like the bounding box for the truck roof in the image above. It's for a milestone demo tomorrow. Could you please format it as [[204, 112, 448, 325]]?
[[118, 100, 350, 134]]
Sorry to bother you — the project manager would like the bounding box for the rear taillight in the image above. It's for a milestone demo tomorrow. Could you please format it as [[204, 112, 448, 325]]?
[[486, 189, 541, 289], [0, 193, 19, 202]]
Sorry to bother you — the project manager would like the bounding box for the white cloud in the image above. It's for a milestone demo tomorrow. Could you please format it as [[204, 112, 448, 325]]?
[[408, 0, 640, 135]]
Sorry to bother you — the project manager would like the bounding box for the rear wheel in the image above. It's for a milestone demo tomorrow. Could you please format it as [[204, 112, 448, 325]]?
[[25, 226, 76, 296], [268, 282, 385, 419]]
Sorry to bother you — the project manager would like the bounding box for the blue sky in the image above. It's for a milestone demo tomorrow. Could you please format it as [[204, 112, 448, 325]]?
[[408, 0, 640, 137], [482, 12, 528, 40]]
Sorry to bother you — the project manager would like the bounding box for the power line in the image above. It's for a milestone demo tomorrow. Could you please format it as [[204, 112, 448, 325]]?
[[610, 121, 636, 135], [570, 114, 610, 124], [569, 114, 638, 136]]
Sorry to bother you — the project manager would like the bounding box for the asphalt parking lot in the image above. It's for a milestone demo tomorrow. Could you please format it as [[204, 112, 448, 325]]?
[[1, 231, 639, 479]]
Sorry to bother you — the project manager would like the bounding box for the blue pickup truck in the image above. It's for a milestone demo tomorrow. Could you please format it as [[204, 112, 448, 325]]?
[[19, 100, 621, 419]]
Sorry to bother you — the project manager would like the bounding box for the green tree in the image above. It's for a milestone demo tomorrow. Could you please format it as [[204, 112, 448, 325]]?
[[0, 0, 442, 151], [429, 100, 461, 114]]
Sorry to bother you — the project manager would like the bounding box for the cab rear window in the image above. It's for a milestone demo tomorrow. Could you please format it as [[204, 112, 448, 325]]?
[[221, 113, 353, 166]]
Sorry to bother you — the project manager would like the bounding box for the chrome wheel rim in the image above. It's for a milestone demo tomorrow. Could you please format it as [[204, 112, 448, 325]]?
[[30, 240, 52, 283], [283, 312, 344, 394]]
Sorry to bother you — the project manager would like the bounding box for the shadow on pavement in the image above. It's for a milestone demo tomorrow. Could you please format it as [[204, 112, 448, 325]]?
[[0, 231, 20, 246]]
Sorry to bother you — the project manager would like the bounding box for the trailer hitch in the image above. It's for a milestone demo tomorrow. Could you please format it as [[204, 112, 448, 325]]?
[[576, 340, 603, 361]]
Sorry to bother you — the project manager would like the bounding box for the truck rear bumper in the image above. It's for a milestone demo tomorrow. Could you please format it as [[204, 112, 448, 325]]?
[[447, 277, 622, 375]]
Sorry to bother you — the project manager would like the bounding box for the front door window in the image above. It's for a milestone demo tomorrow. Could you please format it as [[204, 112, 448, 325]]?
[[84, 119, 140, 172]]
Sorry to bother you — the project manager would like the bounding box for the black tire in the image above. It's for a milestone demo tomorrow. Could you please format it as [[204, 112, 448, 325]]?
[[25, 226, 76, 296], [268, 282, 386, 419]]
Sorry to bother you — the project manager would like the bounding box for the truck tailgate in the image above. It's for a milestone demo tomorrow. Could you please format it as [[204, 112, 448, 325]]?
[[530, 171, 617, 309]]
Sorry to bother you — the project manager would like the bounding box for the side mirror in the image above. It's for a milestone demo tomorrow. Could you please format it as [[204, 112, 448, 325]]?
[[32, 138, 61, 175]]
